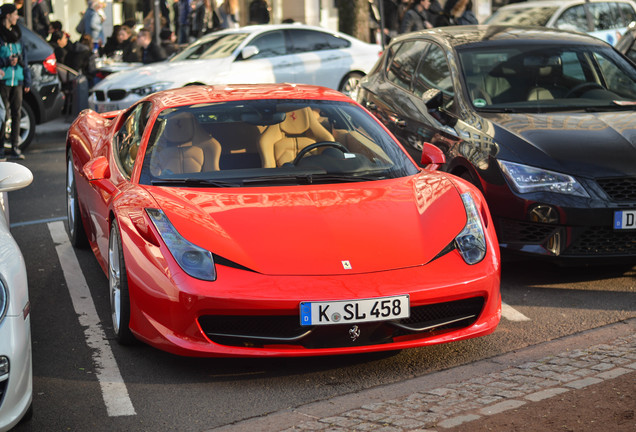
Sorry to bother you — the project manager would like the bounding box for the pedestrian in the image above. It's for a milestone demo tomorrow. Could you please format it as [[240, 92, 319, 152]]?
[[159, 28, 178, 56], [76, 0, 106, 49], [0, 3, 31, 161], [65, 34, 98, 85], [102, 25, 135, 60], [136, 27, 166, 64], [177, 0, 192, 44], [218, 0, 239, 29], [32, 0, 51, 39], [399, 0, 434, 34], [248, 0, 270, 25], [190, 0, 218, 38], [444, 0, 478, 25], [49, 29, 69, 64]]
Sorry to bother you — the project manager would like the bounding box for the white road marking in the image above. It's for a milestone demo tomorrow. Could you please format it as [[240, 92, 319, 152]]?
[[48, 221, 136, 417], [501, 302, 531, 322]]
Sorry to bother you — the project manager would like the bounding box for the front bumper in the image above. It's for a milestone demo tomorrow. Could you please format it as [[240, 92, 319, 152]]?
[[121, 227, 501, 357], [0, 315, 32, 431]]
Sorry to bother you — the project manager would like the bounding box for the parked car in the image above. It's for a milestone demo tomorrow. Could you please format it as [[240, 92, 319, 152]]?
[[485, 0, 636, 45], [616, 20, 636, 62], [9, 21, 64, 151], [0, 162, 33, 430], [67, 83, 501, 357], [357, 25, 636, 261], [88, 24, 381, 113]]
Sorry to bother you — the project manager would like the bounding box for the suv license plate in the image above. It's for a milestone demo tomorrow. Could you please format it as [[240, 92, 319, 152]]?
[[614, 210, 636, 230], [300, 295, 409, 326]]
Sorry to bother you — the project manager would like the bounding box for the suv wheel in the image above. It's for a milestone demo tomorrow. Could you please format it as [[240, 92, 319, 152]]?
[[4, 102, 36, 152]]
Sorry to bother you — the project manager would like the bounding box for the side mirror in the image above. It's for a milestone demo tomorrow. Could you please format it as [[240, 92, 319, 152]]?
[[83, 156, 118, 195], [83, 156, 110, 180], [0, 162, 33, 192], [420, 142, 445, 170], [241, 46, 259, 60], [423, 88, 443, 111]]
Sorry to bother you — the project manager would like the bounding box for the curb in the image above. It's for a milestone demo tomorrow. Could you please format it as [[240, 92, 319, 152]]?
[[209, 318, 636, 431]]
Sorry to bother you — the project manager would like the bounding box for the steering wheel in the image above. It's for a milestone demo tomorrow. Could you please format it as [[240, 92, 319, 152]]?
[[565, 82, 604, 98], [292, 141, 349, 166]]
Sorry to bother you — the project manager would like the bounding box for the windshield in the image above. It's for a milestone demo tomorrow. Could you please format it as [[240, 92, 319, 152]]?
[[139, 99, 418, 187], [485, 6, 558, 26], [458, 43, 636, 111], [170, 32, 249, 61]]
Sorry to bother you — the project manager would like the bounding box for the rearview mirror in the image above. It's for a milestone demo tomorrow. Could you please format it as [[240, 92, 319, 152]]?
[[420, 142, 445, 170], [83, 156, 110, 180]]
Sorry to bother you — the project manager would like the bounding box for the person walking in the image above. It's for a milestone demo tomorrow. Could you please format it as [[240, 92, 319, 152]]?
[[248, 0, 270, 25], [400, 0, 434, 33], [0, 3, 31, 161], [76, 0, 106, 49]]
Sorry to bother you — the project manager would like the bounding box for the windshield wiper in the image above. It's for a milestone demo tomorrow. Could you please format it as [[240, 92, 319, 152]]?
[[243, 173, 385, 186], [584, 102, 636, 112], [151, 178, 241, 187]]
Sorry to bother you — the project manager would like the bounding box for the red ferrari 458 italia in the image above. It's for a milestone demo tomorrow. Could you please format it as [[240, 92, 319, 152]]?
[[66, 84, 501, 357]]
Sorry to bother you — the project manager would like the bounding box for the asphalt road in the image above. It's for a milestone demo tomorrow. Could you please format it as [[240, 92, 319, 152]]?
[[6, 124, 636, 431]]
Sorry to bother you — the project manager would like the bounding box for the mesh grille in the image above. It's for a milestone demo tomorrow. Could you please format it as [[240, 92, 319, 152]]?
[[596, 177, 636, 202], [497, 219, 557, 244], [198, 297, 485, 349], [567, 226, 636, 255]]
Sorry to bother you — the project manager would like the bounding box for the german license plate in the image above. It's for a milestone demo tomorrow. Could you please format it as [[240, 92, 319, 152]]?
[[614, 210, 636, 229], [300, 295, 409, 326], [97, 103, 119, 113]]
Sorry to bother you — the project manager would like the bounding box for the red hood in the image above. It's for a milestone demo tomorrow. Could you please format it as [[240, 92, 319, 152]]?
[[147, 174, 467, 275]]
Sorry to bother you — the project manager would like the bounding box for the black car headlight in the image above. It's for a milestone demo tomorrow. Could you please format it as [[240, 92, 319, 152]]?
[[146, 209, 216, 281], [455, 192, 487, 265], [498, 160, 589, 198]]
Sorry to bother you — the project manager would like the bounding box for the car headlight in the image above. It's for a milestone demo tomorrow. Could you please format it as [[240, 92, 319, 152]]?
[[498, 160, 589, 198], [456, 192, 487, 265], [146, 209, 216, 281], [130, 82, 172, 97], [0, 279, 7, 324]]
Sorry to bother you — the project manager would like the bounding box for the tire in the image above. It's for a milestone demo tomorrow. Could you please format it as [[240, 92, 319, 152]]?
[[108, 220, 136, 345], [338, 72, 364, 98], [66, 153, 88, 248], [4, 103, 36, 152]]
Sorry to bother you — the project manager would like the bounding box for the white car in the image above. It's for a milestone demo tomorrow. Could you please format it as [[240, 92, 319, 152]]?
[[0, 162, 33, 431], [486, 0, 636, 45], [89, 24, 382, 112]]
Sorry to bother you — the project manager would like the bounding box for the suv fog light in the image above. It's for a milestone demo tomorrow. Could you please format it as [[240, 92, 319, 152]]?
[[0, 356, 8, 376], [529, 204, 559, 224]]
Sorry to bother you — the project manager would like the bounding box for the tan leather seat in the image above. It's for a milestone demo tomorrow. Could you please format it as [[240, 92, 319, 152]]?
[[150, 112, 221, 176], [258, 107, 335, 168]]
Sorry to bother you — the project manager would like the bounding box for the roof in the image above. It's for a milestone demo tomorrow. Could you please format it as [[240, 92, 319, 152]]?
[[390, 25, 611, 49], [146, 83, 354, 111]]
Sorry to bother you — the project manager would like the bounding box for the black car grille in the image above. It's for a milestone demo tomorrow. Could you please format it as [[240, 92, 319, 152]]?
[[596, 177, 636, 202], [107, 89, 127, 101], [93, 90, 105, 101], [567, 226, 636, 256], [0, 376, 6, 406], [198, 297, 485, 349], [497, 219, 557, 244]]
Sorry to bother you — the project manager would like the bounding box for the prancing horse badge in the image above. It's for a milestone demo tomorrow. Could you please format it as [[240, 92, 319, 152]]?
[[342, 260, 352, 270]]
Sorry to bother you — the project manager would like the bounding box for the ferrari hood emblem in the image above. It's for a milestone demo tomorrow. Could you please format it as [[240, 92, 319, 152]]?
[[342, 260, 352, 270]]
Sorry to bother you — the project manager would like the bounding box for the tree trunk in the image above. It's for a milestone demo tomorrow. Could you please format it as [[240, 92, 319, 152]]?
[[338, 0, 370, 43]]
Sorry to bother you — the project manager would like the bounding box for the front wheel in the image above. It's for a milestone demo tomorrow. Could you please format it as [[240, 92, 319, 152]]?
[[338, 72, 364, 99], [66, 153, 88, 247], [108, 220, 136, 345]]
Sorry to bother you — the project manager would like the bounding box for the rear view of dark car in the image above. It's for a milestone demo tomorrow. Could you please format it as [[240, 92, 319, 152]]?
[[7, 22, 64, 150]]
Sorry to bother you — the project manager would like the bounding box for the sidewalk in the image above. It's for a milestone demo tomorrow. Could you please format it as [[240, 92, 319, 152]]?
[[33, 116, 73, 143], [212, 318, 636, 432]]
